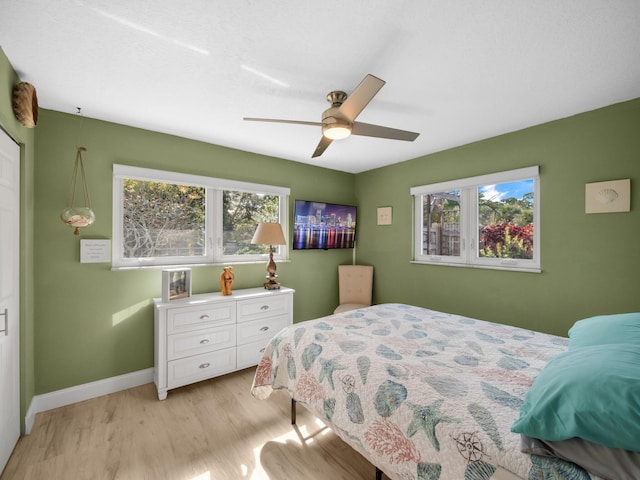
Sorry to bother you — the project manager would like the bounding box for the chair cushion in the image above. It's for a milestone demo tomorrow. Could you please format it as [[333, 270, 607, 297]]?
[[338, 265, 373, 306]]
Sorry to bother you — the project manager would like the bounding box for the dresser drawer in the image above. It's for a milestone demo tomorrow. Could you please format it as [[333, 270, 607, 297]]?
[[237, 339, 270, 369], [237, 313, 291, 345], [167, 348, 236, 389], [237, 294, 290, 322], [167, 302, 235, 334], [167, 324, 236, 361]]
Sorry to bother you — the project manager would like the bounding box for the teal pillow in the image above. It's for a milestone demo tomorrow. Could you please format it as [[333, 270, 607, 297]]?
[[511, 344, 640, 452], [568, 312, 640, 349]]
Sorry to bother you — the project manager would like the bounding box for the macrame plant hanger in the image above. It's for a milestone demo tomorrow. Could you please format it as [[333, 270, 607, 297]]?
[[60, 108, 95, 235]]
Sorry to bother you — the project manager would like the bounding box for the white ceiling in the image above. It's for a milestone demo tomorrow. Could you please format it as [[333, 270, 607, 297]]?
[[1, 1, 639, 173]]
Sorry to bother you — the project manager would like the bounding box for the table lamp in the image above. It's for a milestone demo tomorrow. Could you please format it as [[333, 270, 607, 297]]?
[[251, 222, 286, 289]]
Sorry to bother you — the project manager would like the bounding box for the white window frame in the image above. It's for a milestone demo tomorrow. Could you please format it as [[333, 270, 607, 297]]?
[[410, 166, 540, 273], [112, 165, 289, 269]]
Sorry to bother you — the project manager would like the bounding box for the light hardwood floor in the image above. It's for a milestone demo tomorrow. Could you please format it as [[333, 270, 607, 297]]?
[[2, 368, 384, 480]]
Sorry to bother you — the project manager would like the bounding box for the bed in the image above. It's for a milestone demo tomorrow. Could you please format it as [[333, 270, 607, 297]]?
[[251, 304, 640, 480]]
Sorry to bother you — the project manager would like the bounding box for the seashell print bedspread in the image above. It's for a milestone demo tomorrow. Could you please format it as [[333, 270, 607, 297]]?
[[250, 304, 604, 480]]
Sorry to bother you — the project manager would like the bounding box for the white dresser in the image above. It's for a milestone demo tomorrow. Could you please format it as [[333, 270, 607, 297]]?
[[154, 286, 294, 400]]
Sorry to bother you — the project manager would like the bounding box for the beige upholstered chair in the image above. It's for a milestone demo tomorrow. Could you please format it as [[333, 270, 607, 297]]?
[[333, 265, 374, 314]]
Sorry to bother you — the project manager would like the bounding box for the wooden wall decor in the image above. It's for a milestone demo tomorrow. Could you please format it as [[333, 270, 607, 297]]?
[[12, 82, 39, 128]]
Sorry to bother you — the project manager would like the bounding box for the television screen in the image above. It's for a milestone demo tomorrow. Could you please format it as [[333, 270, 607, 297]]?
[[293, 200, 356, 249]]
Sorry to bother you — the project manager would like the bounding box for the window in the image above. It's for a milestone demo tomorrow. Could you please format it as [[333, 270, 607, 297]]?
[[112, 165, 289, 268], [411, 166, 540, 272]]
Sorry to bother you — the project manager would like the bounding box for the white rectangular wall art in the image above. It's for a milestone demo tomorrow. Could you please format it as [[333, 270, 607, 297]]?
[[585, 179, 631, 214], [80, 239, 111, 263], [162, 268, 192, 302]]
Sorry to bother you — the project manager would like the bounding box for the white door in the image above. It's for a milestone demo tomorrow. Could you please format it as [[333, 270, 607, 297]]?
[[0, 128, 20, 472]]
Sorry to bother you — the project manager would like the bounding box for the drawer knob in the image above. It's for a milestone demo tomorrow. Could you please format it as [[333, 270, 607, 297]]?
[[260, 305, 269, 311], [200, 339, 210, 344], [200, 314, 210, 320], [199, 363, 210, 369], [260, 326, 269, 332]]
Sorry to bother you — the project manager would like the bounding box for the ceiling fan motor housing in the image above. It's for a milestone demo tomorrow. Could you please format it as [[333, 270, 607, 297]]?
[[322, 91, 351, 139], [326, 90, 348, 106]]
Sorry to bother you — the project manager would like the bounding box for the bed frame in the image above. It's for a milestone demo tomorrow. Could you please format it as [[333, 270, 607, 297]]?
[[291, 398, 384, 480]]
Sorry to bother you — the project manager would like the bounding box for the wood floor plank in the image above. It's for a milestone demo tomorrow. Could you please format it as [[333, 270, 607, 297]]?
[[1, 368, 384, 480]]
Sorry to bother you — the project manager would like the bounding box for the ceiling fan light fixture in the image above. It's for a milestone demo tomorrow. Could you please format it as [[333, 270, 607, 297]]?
[[244, 75, 418, 157], [322, 123, 352, 140]]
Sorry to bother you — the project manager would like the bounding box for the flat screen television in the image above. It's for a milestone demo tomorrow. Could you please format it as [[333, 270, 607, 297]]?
[[293, 200, 356, 250]]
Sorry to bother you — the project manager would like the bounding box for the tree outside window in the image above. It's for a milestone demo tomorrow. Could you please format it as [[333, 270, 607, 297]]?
[[113, 165, 289, 268]]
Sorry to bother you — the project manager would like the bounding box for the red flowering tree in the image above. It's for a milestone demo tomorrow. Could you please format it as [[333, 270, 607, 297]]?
[[479, 223, 533, 259]]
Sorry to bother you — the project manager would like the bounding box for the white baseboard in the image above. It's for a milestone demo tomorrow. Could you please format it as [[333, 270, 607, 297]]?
[[24, 398, 37, 435], [24, 368, 154, 434]]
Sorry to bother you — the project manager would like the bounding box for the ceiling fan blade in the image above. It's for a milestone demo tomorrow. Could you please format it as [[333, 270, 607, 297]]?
[[351, 122, 420, 141], [336, 74, 385, 122], [312, 136, 333, 158], [243, 117, 322, 127]]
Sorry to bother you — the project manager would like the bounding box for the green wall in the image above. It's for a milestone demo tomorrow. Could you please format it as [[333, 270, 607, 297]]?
[[33, 110, 356, 394], [4, 43, 640, 413], [0, 48, 36, 428], [355, 99, 640, 337]]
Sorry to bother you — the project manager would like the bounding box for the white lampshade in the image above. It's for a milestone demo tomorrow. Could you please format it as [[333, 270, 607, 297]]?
[[251, 222, 286, 245]]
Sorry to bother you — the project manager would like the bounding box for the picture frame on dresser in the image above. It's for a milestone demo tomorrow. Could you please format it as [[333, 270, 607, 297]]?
[[162, 268, 192, 302]]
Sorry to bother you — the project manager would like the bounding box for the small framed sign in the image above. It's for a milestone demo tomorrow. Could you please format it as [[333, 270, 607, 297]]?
[[162, 268, 192, 302], [377, 206, 393, 225], [80, 239, 111, 263]]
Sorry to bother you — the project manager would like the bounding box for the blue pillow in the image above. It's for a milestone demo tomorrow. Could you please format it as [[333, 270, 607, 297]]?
[[511, 344, 640, 452], [568, 312, 640, 349]]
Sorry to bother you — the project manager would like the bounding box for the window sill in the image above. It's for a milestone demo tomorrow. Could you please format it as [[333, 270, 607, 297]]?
[[410, 260, 541, 274], [111, 259, 291, 271]]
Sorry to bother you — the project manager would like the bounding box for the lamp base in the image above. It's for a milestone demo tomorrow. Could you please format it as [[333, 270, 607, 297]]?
[[264, 273, 281, 289], [264, 281, 281, 290], [263, 246, 281, 289]]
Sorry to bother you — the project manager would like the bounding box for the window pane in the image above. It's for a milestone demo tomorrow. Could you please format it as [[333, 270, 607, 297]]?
[[223, 191, 280, 255], [478, 180, 534, 259], [421, 190, 461, 256], [122, 180, 206, 259]]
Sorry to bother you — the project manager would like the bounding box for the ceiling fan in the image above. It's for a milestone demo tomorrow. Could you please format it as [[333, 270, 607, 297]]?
[[244, 74, 420, 158]]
